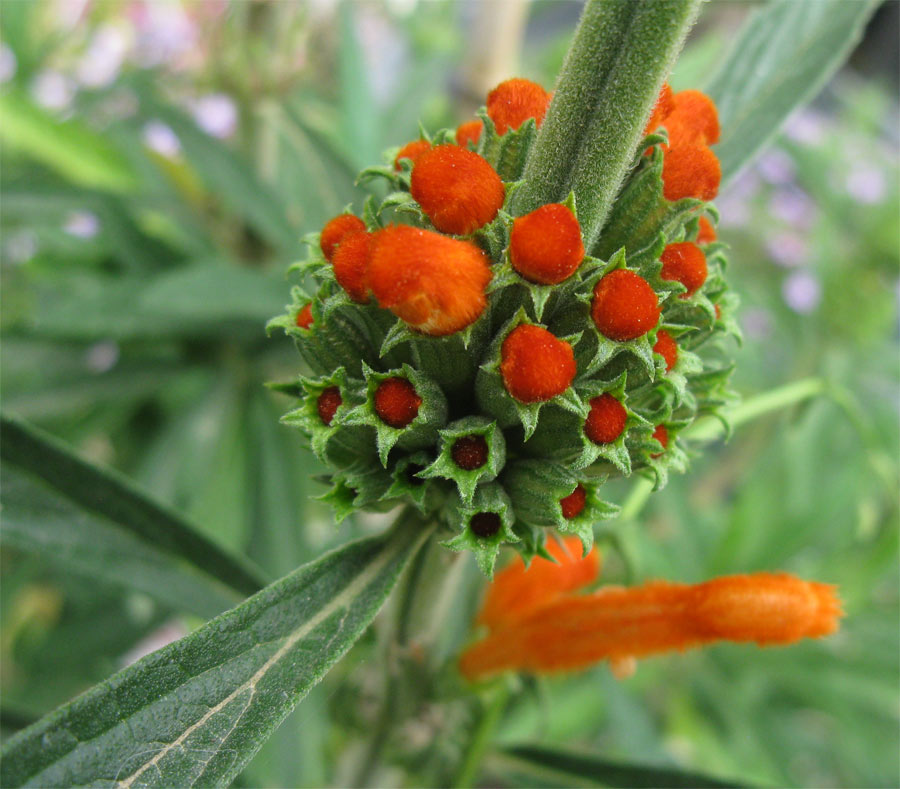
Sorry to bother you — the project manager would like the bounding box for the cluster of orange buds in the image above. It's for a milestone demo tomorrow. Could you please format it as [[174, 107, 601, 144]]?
[[271, 76, 738, 574], [460, 538, 843, 680]]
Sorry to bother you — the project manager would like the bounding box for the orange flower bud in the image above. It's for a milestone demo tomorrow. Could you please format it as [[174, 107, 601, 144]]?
[[559, 484, 587, 520], [660, 241, 707, 298], [500, 324, 577, 403], [295, 302, 314, 330], [368, 225, 491, 336], [651, 424, 668, 457], [653, 329, 678, 373], [591, 269, 660, 342], [393, 139, 431, 171], [584, 393, 627, 445], [665, 89, 720, 147], [410, 144, 505, 235], [452, 435, 489, 470], [320, 214, 366, 261], [460, 573, 842, 680], [476, 536, 600, 631], [374, 377, 422, 429], [455, 120, 483, 149], [662, 144, 721, 202], [644, 82, 674, 135], [317, 386, 342, 426], [486, 78, 551, 135], [509, 203, 585, 285], [697, 215, 717, 244], [331, 230, 372, 303]]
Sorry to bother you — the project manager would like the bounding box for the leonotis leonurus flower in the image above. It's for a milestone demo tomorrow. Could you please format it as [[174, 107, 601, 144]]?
[[270, 78, 739, 575]]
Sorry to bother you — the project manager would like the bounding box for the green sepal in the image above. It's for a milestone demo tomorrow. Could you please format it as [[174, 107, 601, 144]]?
[[343, 363, 448, 466], [631, 419, 691, 491], [476, 308, 587, 441], [386, 451, 447, 515], [419, 417, 507, 505], [362, 194, 380, 229], [332, 459, 397, 509], [440, 483, 518, 578], [474, 209, 512, 263], [378, 190, 426, 224], [315, 478, 358, 524], [494, 117, 538, 182]]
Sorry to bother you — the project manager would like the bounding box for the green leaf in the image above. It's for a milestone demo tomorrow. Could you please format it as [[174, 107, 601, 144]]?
[[706, 0, 879, 183], [0, 515, 430, 788], [514, 0, 701, 247], [0, 415, 265, 598], [0, 89, 139, 193], [491, 744, 744, 789]]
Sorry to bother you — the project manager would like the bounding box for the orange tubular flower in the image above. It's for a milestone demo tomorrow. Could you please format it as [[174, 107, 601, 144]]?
[[653, 329, 678, 372], [295, 302, 314, 330], [460, 570, 842, 681], [697, 215, 717, 244], [486, 78, 552, 135], [661, 144, 721, 201], [394, 139, 431, 171], [410, 145, 505, 235], [665, 89, 720, 147], [500, 324, 577, 403], [477, 536, 600, 631], [591, 269, 660, 341], [374, 377, 422, 428], [509, 203, 585, 285], [455, 120, 484, 149], [331, 231, 372, 304], [660, 241, 707, 298], [368, 225, 491, 336], [320, 214, 366, 261], [584, 393, 627, 445]]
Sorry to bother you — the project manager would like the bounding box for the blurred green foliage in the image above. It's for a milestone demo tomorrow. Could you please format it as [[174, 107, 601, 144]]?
[[0, 1, 897, 787]]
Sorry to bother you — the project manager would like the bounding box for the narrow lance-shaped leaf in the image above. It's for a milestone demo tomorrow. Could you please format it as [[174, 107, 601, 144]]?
[[490, 744, 744, 789], [513, 0, 701, 248], [0, 514, 431, 788], [706, 0, 879, 183], [0, 415, 266, 597]]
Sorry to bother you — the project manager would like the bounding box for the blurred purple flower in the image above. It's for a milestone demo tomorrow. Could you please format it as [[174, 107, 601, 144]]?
[[76, 25, 131, 87], [31, 70, 76, 110], [191, 93, 237, 139], [86, 341, 120, 373], [782, 271, 822, 314], [142, 120, 181, 157], [846, 166, 887, 204], [64, 210, 101, 238], [0, 43, 17, 83], [54, 0, 91, 31], [756, 148, 796, 185], [717, 168, 761, 228], [741, 306, 774, 341], [768, 186, 816, 229], [783, 108, 827, 146], [765, 231, 809, 268], [130, 1, 197, 68]]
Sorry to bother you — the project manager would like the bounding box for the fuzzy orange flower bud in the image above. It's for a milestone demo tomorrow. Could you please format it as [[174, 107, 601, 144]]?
[[697, 215, 717, 244], [320, 214, 366, 261], [644, 82, 674, 135], [486, 78, 551, 135], [651, 424, 668, 457], [559, 484, 587, 520], [368, 225, 491, 336], [584, 393, 627, 445], [660, 241, 707, 298], [295, 302, 314, 330], [476, 536, 600, 631], [653, 329, 678, 373], [509, 203, 585, 285], [374, 377, 422, 429], [410, 145, 505, 235], [332, 230, 372, 303], [591, 269, 660, 342], [665, 90, 720, 147], [662, 144, 721, 202], [317, 386, 342, 426], [460, 573, 842, 680], [455, 120, 483, 149], [500, 324, 577, 403], [393, 139, 431, 171]]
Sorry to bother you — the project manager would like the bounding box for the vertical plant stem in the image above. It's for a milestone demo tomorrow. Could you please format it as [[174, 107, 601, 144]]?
[[453, 682, 512, 789], [513, 0, 701, 247]]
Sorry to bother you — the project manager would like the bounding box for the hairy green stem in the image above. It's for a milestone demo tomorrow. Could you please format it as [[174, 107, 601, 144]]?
[[513, 0, 701, 248], [453, 682, 512, 789]]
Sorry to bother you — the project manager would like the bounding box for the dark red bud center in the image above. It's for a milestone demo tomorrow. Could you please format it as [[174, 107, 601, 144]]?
[[451, 435, 489, 470]]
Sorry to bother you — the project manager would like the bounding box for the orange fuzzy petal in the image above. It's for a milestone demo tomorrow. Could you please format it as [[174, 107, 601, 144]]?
[[374, 377, 422, 428], [697, 215, 717, 244], [331, 231, 372, 303], [591, 269, 660, 341], [664, 90, 720, 147], [456, 120, 484, 149], [509, 203, 584, 285], [410, 144, 505, 235], [460, 573, 842, 680], [320, 214, 366, 261], [394, 139, 431, 171], [584, 393, 628, 445], [500, 324, 576, 403], [660, 241, 707, 298], [662, 144, 721, 202], [486, 78, 551, 135], [644, 82, 674, 135], [652, 329, 678, 373], [368, 225, 491, 336], [295, 302, 314, 330], [476, 536, 600, 632]]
